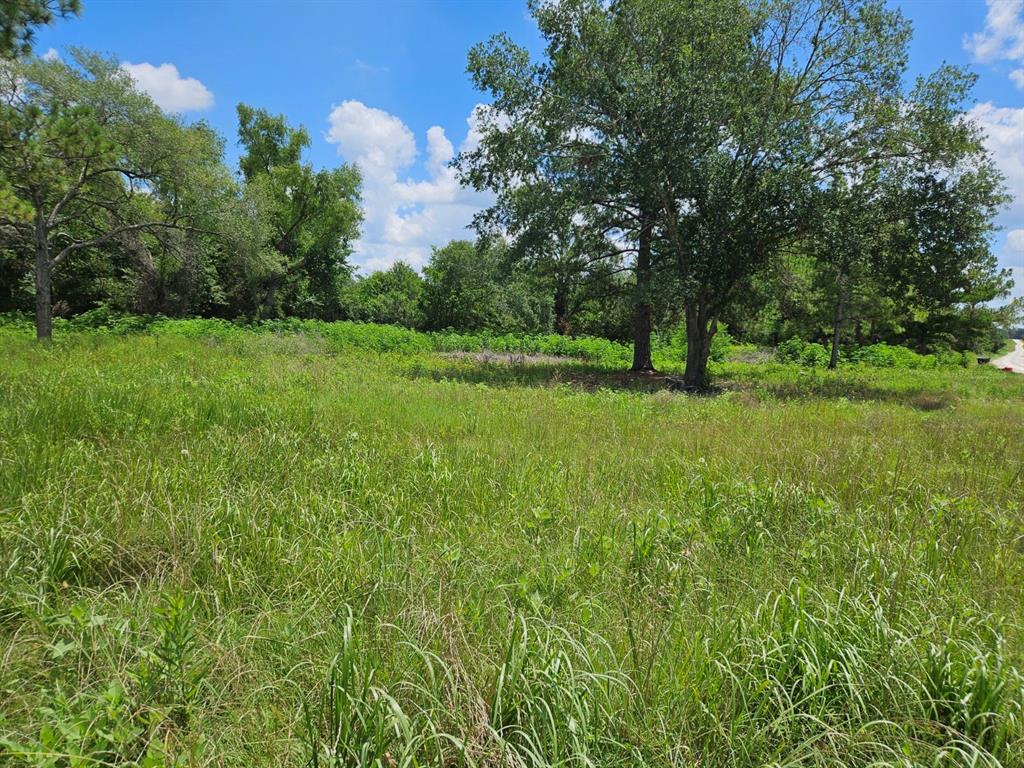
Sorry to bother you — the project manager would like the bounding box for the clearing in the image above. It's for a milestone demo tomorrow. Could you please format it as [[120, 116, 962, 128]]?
[[1, 328, 1023, 767]]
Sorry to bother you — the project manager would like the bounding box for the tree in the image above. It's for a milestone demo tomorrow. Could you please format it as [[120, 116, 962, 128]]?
[[647, 0, 927, 387], [420, 239, 551, 333], [0, 50, 226, 339], [420, 240, 507, 332], [459, 0, 809, 378], [811, 178, 893, 368], [457, 0, 688, 371], [235, 104, 362, 319], [474, 192, 624, 337], [886, 167, 1012, 353], [344, 261, 424, 328], [0, 0, 78, 59], [804, 61, 1010, 364]]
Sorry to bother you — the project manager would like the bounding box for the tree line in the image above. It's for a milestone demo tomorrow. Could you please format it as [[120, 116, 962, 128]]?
[[1, 0, 1019, 385], [0, 48, 364, 335]]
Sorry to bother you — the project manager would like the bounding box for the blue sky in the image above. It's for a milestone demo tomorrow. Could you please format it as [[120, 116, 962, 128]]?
[[33, 0, 1024, 298]]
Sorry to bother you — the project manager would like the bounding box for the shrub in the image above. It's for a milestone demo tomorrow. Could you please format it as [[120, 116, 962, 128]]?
[[849, 343, 936, 369], [774, 339, 970, 370], [775, 337, 830, 367]]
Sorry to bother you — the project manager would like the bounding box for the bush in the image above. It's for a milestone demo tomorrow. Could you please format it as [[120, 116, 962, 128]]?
[[848, 343, 936, 369], [775, 337, 830, 367], [774, 338, 971, 370], [343, 262, 424, 329]]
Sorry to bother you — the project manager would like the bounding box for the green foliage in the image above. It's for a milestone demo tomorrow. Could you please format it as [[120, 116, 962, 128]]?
[[663, 323, 734, 364], [0, 680, 193, 768], [234, 104, 362, 320], [0, 62, 364, 332], [775, 338, 833, 368], [0, 595, 209, 767], [774, 338, 976, 371], [420, 240, 550, 334], [0, 49, 235, 336], [0, 0, 79, 58], [848, 343, 938, 369], [343, 262, 424, 329], [2, 313, 998, 377]]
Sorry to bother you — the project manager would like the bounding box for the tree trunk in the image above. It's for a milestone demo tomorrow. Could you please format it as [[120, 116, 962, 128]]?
[[683, 303, 718, 390], [828, 276, 846, 370], [34, 214, 52, 342], [631, 209, 654, 372]]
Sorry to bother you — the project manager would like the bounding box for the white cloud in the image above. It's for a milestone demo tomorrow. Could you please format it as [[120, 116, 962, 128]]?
[[326, 101, 416, 174], [326, 101, 493, 271], [1001, 232, 1024, 299], [966, 0, 1024, 88], [966, 103, 1024, 300], [1008, 228, 1024, 254], [41, 47, 59, 62], [1005, 231, 1024, 296], [967, 103, 1024, 222], [352, 59, 390, 76], [121, 62, 213, 112]]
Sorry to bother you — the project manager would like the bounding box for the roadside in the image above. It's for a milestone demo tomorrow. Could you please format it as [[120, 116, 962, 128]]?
[[991, 339, 1024, 374]]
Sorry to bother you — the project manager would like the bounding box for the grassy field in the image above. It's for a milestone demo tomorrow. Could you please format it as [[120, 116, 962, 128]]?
[[1, 326, 1023, 767]]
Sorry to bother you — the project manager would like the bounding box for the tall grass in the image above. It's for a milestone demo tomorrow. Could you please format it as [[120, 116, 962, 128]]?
[[0, 312, 727, 370], [0, 330, 1022, 766]]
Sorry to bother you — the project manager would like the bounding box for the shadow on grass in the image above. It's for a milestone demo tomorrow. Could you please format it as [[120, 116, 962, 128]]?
[[746, 378, 959, 411], [399, 354, 962, 411]]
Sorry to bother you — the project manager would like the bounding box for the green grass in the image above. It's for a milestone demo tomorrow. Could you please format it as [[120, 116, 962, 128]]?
[[0, 312, 731, 372], [1, 329, 1023, 767]]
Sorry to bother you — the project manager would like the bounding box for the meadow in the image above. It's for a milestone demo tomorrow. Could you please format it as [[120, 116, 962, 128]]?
[[1, 321, 1023, 767]]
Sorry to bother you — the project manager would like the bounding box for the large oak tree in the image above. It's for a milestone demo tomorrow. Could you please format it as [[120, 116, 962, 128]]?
[[459, 0, 1005, 387]]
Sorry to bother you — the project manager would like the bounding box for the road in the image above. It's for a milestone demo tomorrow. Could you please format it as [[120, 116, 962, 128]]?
[[991, 339, 1024, 374]]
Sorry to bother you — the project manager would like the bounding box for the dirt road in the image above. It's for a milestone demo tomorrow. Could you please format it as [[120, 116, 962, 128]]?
[[991, 339, 1024, 374]]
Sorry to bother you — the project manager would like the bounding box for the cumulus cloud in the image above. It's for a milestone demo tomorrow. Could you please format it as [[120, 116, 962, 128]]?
[[326, 101, 493, 271], [1008, 228, 1024, 254], [967, 103, 1024, 223], [121, 62, 214, 112], [1005, 230, 1024, 294], [965, 0, 1024, 88], [964, 102, 1024, 299], [41, 47, 59, 62]]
